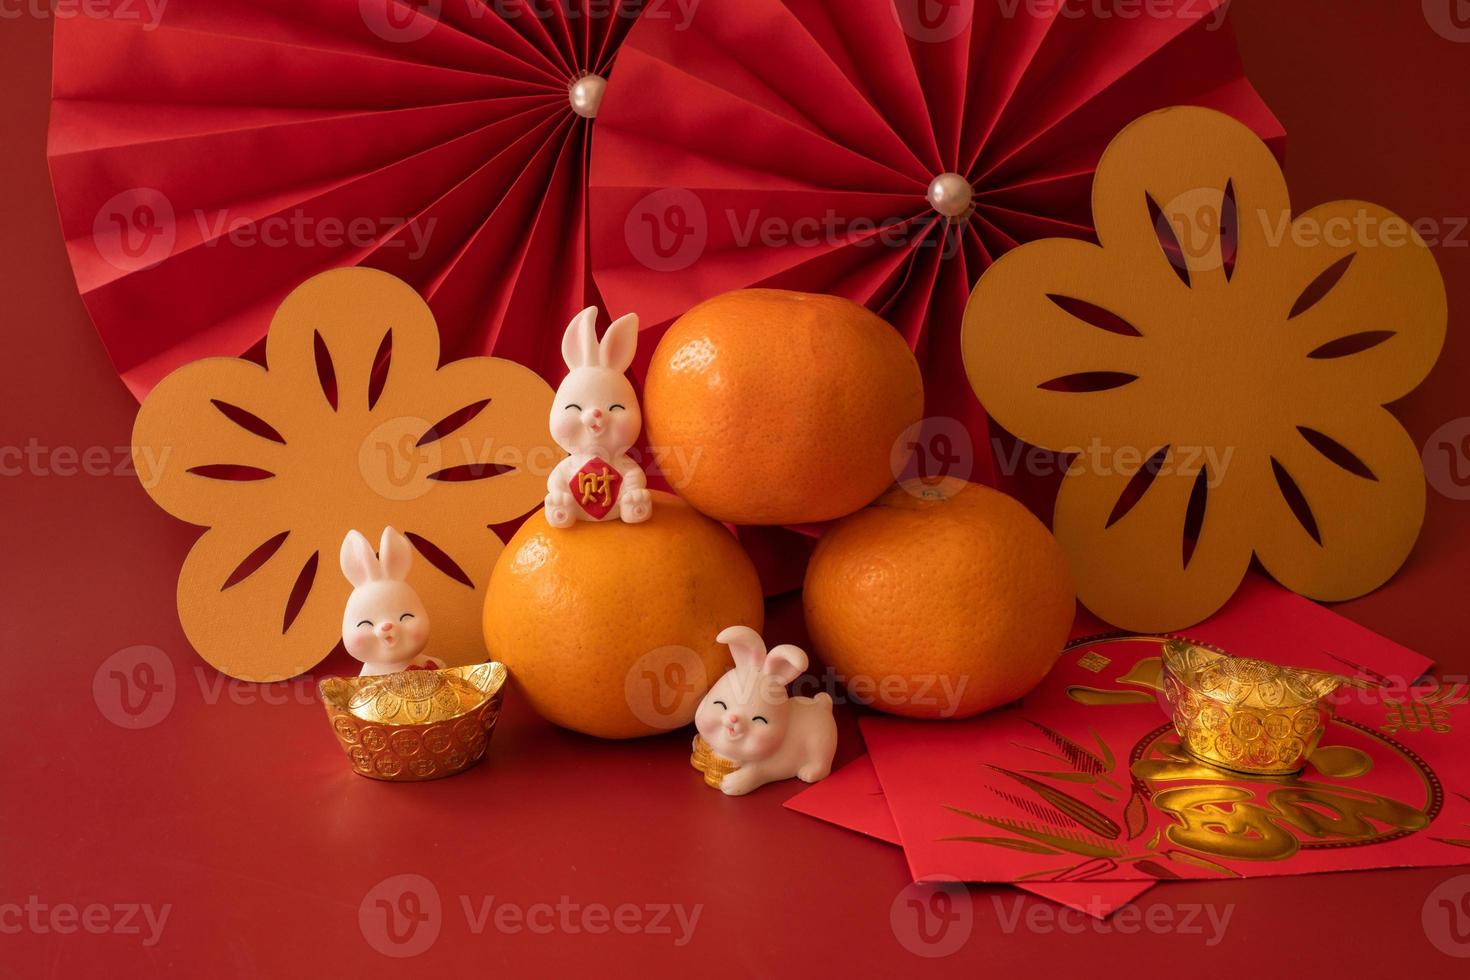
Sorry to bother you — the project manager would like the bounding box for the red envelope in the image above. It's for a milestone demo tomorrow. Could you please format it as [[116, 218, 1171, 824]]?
[[786, 755, 1154, 919], [787, 754, 903, 846], [863, 579, 1466, 885]]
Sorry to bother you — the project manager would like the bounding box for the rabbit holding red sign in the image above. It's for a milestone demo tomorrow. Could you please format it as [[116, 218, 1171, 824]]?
[[544, 307, 652, 528]]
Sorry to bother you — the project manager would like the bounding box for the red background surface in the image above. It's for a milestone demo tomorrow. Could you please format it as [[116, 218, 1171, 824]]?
[[4, 3, 1469, 976]]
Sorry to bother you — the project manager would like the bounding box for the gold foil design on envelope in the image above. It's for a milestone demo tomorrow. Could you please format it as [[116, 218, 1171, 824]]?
[[1381, 681, 1469, 735], [953, 633, 1446, 878], [319, 663, 508, 782]]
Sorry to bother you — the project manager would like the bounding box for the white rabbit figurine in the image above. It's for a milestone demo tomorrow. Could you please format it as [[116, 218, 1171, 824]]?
[[694, 626, 837, 796], [339, 527, 439, 676], [544, 306, 652, 528]]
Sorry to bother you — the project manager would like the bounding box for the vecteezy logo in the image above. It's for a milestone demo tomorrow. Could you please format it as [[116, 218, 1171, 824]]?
[[891, 417, 975, 494], [625, 645, 707, 730], [1423, 417, 1470, 501], [623, 188, 709, 273], [359, 874, 442, 958], [92, 188, 176, 274], [1160, 186, 1235, 273], [360, 416, 441, 501], [1424, 0, 1470, 42], [93, 645, 176, 730], [889, 877, 973, 958], [892, 0, 974, 44], [359, 0, 441, 43], [1423, 874, 1470, 957]]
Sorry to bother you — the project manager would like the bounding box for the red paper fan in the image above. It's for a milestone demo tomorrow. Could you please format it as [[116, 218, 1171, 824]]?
[[49, 0, 645, 399], [590, 0, 1284, 495]]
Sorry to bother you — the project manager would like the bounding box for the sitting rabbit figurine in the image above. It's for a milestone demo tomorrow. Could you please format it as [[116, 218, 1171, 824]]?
[[544, 306, 652, 528], [694, 626, 837, 796], [339, 527, 440, 676]]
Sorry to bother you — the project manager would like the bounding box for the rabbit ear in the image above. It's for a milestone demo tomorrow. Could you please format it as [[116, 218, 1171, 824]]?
[[717, 625, 767, 671], [599, 312, 640, 373], [762, 644, 808, 687], [378, 527, 413, 581], [339, 530, 381, 587], [561, 307, 599, 370]]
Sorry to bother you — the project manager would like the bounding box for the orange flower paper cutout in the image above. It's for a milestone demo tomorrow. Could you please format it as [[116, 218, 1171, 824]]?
[[962, 107, 1446, 631], [133, 268, 558, 681]]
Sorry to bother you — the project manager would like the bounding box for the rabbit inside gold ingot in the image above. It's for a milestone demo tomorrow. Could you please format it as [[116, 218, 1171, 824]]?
[[1159, 641, 1348, 776]]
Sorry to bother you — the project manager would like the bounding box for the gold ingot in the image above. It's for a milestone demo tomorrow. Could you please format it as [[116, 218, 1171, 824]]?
[[1160, 641, 1345, 776], [1229, 708, 1263, 741], [1198, 702, 1229, 731], [1244, 740, 1276, 771], [1264, 712, 1293, 739], [319, 663, 508, 782], [1215, 733, 1246, 763], [690, 735, 741, 790], [1186, 727, 1216, 759]]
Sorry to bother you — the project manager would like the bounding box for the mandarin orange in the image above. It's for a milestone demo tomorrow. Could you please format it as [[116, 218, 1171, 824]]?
[[644, 289, 923, 524], [483, 491, 763, 738], [803, 478, 1075, 719]]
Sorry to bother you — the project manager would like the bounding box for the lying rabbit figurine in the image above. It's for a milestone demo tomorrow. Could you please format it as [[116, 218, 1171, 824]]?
[[544, 306, 652, 528], [339, 527, 440, 676], [694, 626, 837, 796]]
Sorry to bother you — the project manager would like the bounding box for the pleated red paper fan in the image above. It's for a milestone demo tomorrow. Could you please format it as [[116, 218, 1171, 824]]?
[[49, 0, 644, 399], [590, 0, 1285, 494]]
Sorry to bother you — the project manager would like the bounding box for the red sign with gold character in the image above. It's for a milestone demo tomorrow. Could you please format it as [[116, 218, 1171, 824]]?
[[570, 458, 622, 520]]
